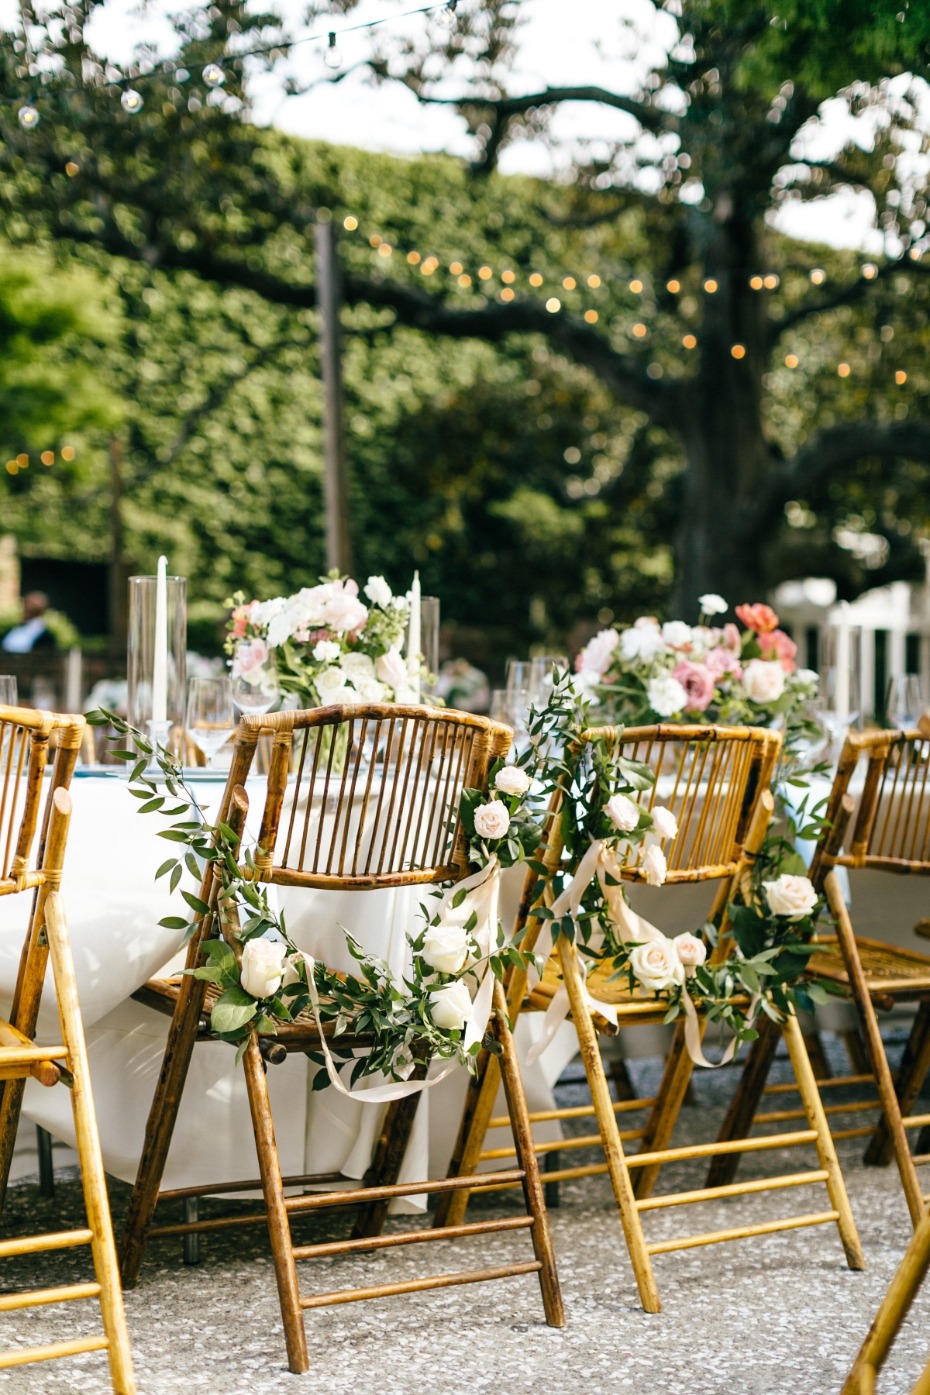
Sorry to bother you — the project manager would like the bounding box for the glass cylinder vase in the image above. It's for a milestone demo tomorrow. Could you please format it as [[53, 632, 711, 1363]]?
[[127, 573, 187, 755]]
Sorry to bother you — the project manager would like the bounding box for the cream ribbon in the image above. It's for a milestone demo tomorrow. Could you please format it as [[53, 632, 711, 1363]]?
[[525, 840, 754, 1069], [292, 856, 502, 1104]]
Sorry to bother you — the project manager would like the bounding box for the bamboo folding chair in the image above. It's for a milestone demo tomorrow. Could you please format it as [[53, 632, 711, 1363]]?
[[438, 724, 864, 1312], [0, 705, 134, 1392], [710, 729, 930, 1228], [843, 1207, 930, 1395], [119, 704, 563, 1374]]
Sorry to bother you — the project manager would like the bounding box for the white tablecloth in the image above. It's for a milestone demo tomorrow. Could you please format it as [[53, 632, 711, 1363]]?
[[2, 772, 571, 1196]]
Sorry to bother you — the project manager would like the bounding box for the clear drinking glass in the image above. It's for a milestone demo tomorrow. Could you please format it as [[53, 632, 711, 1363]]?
[[885, 674, 925, 730], [505, 660, 532, 696], [0, 677, 18, 706], [528, 655, 569, 707], [186, 677, 236, 768], [231, 641, 280, 716]]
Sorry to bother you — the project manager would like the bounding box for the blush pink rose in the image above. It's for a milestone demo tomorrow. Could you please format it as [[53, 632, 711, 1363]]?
[[722, 623, 742, 654], [758, 628, 798, 673], [672, 660, 716, 711], [735, 602, 779, 634], [705, 646, 742, 680]]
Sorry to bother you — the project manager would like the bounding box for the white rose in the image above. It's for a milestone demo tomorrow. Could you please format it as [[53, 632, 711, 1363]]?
[[312, 639, 341, 663], [699, 593, 728, 616], [651, 805, 678, 840], [355, 676, 386, 702], [364, 575, 393, 608], [647, 674, 688, 717], [342, 652, 375, 681], [662, 620, 693, 649], [375, 648, 409, 693], [579, 628, 619, 677], [742, 659, 786, 704], [251, 596, 286, 629], [629, 938, 684, 993], [642, 844, 668, 886], [763, 874, 818, 921], [420, 922, 470, 975], [495, 765, 532, 797], [620, 619, 662, 662], [796, 668, 819, 687], [429, 979, 474, 1031], [473, 800, 510, 840], [315, 667, 351, 698], [673, 932, 707, 969], [606, 792, 641, 833], [240, 937, 287, 999], [322, 582, 369, 635]]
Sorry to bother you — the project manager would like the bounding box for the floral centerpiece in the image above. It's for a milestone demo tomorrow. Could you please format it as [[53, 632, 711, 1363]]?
[[575, 594, 818, 729], [226, 572, 415, 708]]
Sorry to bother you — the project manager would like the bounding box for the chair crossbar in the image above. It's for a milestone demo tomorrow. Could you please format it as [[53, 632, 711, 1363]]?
[[0, 1281, 102, 1312], [157, 1170, 345, 1202], [0, 1335, 110, 1369], [762, 1073, 873, 1095], [0, 1044, 67, 1066], [755, 1098, 879, 1125], [645, 1209, 840, 1256], [0, 1228, 93, 1259], [292, 1215, 534, 1260], [635, 1169, 829, 1213], [626, 1128, 817, 1169], [489, 1095, 656, 1128], [284, 1168, 526, 1212], [479, 1127, 647, 1162], [902, 1113, 930, 1130], [299, 1260, 543, 1309], [832, 1126, 877, 1142]]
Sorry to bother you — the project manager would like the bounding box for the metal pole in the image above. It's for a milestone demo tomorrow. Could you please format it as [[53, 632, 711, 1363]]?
[[315, 219, 352, 573], [108, 437, 128, 648]]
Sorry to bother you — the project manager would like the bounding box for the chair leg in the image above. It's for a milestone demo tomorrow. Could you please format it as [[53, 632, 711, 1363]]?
[[827, 871, 925, 1228], [781, 1012, 865, 1270], [633, 1020, 696, 1200], [492, 980, 564, 1328], [434, 1042, 504, 1229], [705, 1015, 781, 1188], [45, 892, 136, 1395], [242, 1035, 309, 1375], [351, 1080, 425, 1240], [841, 1209, 930, 1395], [0, 886, 54, 1204], [864, 998, 930, 1168], [557, 937, 661, 1313], [119, 974, 209, 1287], [37, 1125, 55, 1198]]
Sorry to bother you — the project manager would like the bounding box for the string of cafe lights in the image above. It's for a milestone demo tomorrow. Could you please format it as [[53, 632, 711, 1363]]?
[[11, 0, 461, 126], [339, 213, 921, 389], [5, 446, 75, 477]]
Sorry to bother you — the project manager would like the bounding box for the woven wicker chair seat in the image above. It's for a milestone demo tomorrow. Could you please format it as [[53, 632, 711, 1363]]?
[[808, 936, 930, 994]]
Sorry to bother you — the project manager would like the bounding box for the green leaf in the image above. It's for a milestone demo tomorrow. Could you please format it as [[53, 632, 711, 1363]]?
[[155, 858, 177, 881], [182, 890, 212, 915], [210, 987, 258, 1035], [158, 916, 190, 930]]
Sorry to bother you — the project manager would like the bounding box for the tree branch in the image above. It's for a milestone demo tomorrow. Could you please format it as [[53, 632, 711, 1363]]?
[[767, 257, 930, 344], [412, 84, 679, 135]]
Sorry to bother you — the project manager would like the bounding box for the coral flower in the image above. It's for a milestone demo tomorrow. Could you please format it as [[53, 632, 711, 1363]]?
[[735, 602, 779, 634]]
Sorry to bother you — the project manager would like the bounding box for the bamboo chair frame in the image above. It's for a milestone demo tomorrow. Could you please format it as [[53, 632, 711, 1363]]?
[[710, 728, 930, 1227], [842, 1207, 930, 1395], [119, 703, 563, 1374], [437, 724, 864, 1312], [0, 705, 134, 1392]]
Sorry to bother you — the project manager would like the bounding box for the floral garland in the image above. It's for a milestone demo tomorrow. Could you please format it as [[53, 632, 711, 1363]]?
[[225, 571, 414, 709]]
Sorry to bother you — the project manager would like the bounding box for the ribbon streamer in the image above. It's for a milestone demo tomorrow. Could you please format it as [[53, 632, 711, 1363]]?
[[294, 856, 501, 1104]]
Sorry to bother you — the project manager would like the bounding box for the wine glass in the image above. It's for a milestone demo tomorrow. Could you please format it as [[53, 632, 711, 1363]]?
[[0, 677, 17, 706], [186, 677, 236, 769], [231, 641, 280, 716], [528, 655, 569, 708], [885, 674, 924, 731]]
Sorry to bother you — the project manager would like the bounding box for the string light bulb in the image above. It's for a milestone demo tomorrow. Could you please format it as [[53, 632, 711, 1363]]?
[[121, 88, 144, 113], [436, 0, 459, 29], [18, 103, 39, 128], [202, 63, 225, 88], [324, 32, 342, 69]]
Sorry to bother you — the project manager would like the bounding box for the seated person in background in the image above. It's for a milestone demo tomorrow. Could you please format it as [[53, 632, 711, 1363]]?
[[1, 592, 57, 653]]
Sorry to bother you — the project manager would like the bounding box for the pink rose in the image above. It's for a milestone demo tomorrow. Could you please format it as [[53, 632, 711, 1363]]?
[[758, 628, 797, 673], [705, 646, 742, 680], [736, 603, 779, 635], [322, 580, 369, 635], [672, 660, 716, 712], [722, 623, 742, 654], [234, 638, 269, 677]]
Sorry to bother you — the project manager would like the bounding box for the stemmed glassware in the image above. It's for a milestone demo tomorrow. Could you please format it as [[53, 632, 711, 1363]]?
[[230, 640, 280, 717], [885, 675, 925, 731], [527, 655, 569, 708], [0, 677, 17, 706], [186, 677, 236, 769]]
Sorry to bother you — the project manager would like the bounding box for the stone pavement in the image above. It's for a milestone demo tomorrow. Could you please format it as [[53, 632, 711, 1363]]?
[[1, 1045, 928, 1395]]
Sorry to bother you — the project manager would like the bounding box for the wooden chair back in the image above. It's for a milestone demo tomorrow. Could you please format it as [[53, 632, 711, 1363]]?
[[815, 729, 930, 877], [0, 704, 84, 896], [580, 723, 782, 884], [219, 704, 513, 892]]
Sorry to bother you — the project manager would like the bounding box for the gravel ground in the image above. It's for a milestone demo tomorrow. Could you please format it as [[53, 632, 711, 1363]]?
[[2, 1039, 928, 1395]]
